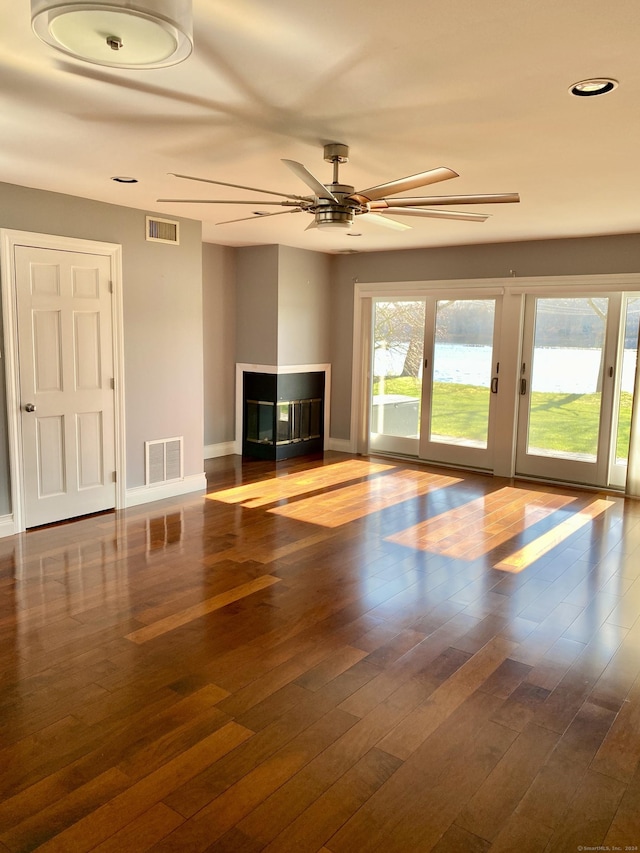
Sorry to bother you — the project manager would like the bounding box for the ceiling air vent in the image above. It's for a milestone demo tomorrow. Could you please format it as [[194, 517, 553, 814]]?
[[146, 216, 180, 245]]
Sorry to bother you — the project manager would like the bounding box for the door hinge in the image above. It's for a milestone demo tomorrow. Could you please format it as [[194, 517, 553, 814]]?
[[110, 377, 115, 390], [112, 471, 117, 483], [108, 280, 114, 294]]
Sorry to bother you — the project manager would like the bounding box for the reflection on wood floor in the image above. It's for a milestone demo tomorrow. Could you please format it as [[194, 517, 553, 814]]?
[[2, 451, 640, 852]]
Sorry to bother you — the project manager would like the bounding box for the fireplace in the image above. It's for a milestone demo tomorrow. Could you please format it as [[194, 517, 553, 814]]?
[[242, 370, 325, 460]]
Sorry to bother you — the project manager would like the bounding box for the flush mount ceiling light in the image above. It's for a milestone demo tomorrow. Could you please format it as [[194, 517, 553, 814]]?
[[569, 78, 618, 97], [31, 0, 193, 69], [111, 175, 138, 183]]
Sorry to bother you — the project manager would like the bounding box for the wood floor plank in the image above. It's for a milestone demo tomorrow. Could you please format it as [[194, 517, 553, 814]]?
[[151, 708, 358, 852], [30, 722, 253, 853], [378, 636, 518, 760], [258, 747, 402, 853], [234, 679, 427, 847], [590, 674, 640, 783], [453, 722, 559, 841], [327, 690, 516, 853], [487, 812, 553, 853], [541, 769, 626, 852], [2, 453, 639, 851], [83, 802, 184, 853], [162, 689, 342, 820], [0, 768, 131, 852], [125, 575, 282, 644], [604, 760, 640, 847]]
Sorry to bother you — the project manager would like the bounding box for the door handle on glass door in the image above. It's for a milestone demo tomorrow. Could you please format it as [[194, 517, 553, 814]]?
[[520, 378, 527, 395], [491, 377, 499, 394]]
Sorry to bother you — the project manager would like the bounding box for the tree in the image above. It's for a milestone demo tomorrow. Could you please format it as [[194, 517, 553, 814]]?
[[373, 301, 425, 378]]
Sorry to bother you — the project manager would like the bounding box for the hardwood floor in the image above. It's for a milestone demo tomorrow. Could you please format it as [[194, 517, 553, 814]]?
[[2, 451, 640, 851]]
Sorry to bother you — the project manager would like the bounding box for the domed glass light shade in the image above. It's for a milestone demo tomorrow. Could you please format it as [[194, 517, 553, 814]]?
[[31, 0, 193, 69]]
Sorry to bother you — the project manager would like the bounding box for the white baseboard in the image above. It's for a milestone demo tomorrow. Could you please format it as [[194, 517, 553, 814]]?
[[326, 438, 354, 454], [0, 514, 16, 539], [204, 441, 237, 459], [125, 473, 207, 508]]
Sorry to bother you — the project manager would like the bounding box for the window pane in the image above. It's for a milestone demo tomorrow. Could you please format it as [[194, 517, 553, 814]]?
[[527, 297, 608, 460], [429, 299, 496, 449], [371, 300, 424, 439]]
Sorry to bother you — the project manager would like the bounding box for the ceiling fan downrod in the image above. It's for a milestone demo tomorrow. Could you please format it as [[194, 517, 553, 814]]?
[[324, 142, 349, 185]]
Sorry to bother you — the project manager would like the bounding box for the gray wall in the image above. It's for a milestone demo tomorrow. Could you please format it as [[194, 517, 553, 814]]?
[[203, 243, 236, 447], [277, 246, 331, 366], [235, 245, 279, 366], [330, 234, 640, 439], [234, 244, 332, 368], [0, 181, 203, 512]]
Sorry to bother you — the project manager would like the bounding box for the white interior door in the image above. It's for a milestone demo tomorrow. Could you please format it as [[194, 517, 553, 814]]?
[[15, 245, 116, 527]]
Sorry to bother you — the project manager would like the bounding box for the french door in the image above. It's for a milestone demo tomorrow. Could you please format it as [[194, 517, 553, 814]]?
[[515, 294, 638, 488], [419, 297, 500, 469], [370, 296, 501, 470]]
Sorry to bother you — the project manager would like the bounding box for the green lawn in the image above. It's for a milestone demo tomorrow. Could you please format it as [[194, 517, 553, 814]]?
[[373, 377, 632, 458]]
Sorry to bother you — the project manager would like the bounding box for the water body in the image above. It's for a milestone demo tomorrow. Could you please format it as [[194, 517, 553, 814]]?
[[375, 344, 637, 394]]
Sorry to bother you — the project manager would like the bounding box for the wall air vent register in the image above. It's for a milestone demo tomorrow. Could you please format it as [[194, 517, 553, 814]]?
[[145, 437, 183, 485], [146, 216, 180, 244]]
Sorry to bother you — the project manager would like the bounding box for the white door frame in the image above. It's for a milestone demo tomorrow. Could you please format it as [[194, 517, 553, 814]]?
[[1, 229, 126, 533]]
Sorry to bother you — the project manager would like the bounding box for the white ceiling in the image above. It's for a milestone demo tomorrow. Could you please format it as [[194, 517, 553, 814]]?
[[2, 0, 640, 254]]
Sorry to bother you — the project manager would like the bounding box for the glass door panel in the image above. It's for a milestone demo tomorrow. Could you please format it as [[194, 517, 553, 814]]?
[[420, 297, 500, 469], [516, 295, 618, 485], [370, 299, 425, 455]]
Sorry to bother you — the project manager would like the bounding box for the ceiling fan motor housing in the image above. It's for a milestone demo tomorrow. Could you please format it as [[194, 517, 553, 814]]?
[[313, 182, 364, 227], [323, 143, 349, 163]]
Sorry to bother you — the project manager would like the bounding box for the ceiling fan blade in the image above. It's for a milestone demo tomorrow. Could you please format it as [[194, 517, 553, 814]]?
[[157, 199, 301, 205], [370, 192, 520, 209], [358, 212, 412, 231], [350, 167, 458, 203], [383, 207, 490, 222], [281, 159, 339, 202], [170, 173, 308, 201], [217, 209, 303, 225]]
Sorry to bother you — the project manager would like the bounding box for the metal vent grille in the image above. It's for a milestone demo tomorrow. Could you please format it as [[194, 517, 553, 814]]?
[[146, 216, 180, 244], [145, 437, 184, 485]]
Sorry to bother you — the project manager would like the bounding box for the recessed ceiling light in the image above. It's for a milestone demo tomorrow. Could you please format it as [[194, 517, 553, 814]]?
[[112, 176, 138, 183], [569, 78, 618, 97]]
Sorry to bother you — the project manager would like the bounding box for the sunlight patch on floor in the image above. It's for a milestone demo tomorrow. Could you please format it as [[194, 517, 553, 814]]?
[[385, 486, 580, 561], [268, 468, 462, 527], [206, 459, 394, 507], [494, 498, 615, 572]]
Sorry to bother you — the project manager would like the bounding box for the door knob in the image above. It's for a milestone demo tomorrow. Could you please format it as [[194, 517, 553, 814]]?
[[24, 403, 36, 413]]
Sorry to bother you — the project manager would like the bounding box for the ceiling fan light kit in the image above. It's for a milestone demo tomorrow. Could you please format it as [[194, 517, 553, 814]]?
[[31, 0, 193, 68], [158, 143, 520, 233]]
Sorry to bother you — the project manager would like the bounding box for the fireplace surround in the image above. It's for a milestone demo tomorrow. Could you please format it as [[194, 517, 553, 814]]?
[[236, 364, 330, 461]]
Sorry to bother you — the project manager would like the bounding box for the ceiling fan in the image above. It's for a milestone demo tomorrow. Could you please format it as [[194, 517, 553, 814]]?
[[158, 143, 520, 232]]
